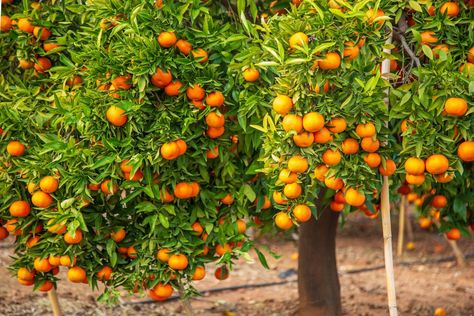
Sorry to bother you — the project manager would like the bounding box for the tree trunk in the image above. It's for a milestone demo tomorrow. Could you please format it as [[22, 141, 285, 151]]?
[[298, 205, 341, 316]]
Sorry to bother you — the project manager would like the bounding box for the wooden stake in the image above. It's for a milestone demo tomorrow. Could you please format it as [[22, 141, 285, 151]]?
[[381, 33, 398, 316], [444, 238, 467, 268], [397, 197, 406, 257], [178, 286, 194, 316], [404, 198, 414, 242], [48, 288, 62, 316]]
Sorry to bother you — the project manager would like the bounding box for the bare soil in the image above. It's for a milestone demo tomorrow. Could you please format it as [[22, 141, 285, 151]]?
[[1, 213, 473, 316]]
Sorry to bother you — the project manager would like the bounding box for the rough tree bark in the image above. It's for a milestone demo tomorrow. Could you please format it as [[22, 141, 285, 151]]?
[[298, 203, 341, 316]]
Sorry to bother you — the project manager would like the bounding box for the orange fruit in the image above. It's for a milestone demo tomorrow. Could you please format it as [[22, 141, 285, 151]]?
[[9, 201, 31, 217], [278, 168, 298, 184], [425, 154, 449, 175], [160, 142, 180, 160], [289, 32, 308, 49], [59, 255, 76, 267], [418, 217, 432, 229], [272, 191, 288, 205], [47, 219, 66, 234], [34, 57, 52, 73], [120, 160, 133, 173], [38, 280, 53, 292], [327, 117, 346, 133], [34, 257, 53, 273], [152, 283, 174, 298], [111, 228, 126, 243], [174, 182, 193, 199], [205, 91, 225, 107], [318, 52, 341, 70], [192, 48, 208, 63], [468, 47, 474, 63], [221, 194, 234, 205], [206, 127, 225, 138], [302, 112, 325, 132], [33, 26, 51, 41], [324, 176, 344, 191], [192, 266, 206, 281], [360, 137, 380, 153], [434, 308, 446, 316], [379, 160, 396, 176], [18, 267, 35, 281], [341, 138, 359, 155], [432, 44, 449, 58], [0, 227, 8, 241], [330, 201, 345, 212], [48, 256, 61, 266], [191, 222, 203, 236], [157, 248, 170, 262], [7, 141, 25, 156], [365, 8, 385, 27], [43, 42, 60, 52], [206, 112, 225, 128], [288, 155, 308, 173], [68, 266, 86, 283], [355, 123, 376, 138], [106, 106, 128, 126], [1, 15, 12, 32], [446, 228, 461, 240], [158, 31, 177, 48], [444, 97, 467, 116], [26, 236, 40, 248], [435, 172, 454, 183], [274, 212, 293, 230], [111, 75, 132, 90], [420, 31, 437, 45], [64, 229, 83, 244], [334, 191, 345, 204], [192, 100, 205, 109], [260, 195, 272, 209], [19, 59, 35, 69], [96, 266, 112, 281], [236, 219, 247, 233], [101, 179, 118, 195], [293, 132, 314, 147], [404, 157, 425, 175], [214, 266, 229, 280], [175, 39, 192, 55], [322, 149, 341, 166], [282, 114, 303, 133], [293, 204, 312, 222], [206, 146, 219, 159], [440, 2, 459, 17], [17, 18, 34, 33], [39, 176, 59, 193], [344, 188, 366, 207], [168, 254, 189, 270], [160, 189, 174, 203], [186, 84, 205, 101], [457, 141, 474, 162], [32, 191, 53, 208], [405, 173, 425, 185], [459, 62, 473, 76], [283, 183, 302, 199], [151, 68, 172, 88], [216, 243, 232, 256], [343, 42, 360, 60], [124, 170, 144, 181], [431, 195, 447, 208], [243, 68, 260, 82], [313, 165, 328, 182], [313, 127, 333, 143], [164, 80, 182, 96], [272, 95, 293, 115]]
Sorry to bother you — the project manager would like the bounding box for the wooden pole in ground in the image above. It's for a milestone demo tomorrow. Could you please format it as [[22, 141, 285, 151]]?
[[396, 197, 406, 257], [433, 221, 467, 268], [48, 288, 62, 316], [404, 198, 414, 243], [178, 286, 194, 316], [380, 33, 398, 316]]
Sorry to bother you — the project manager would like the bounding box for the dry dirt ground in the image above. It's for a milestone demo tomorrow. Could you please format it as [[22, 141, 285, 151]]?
[[0, 213, 473, 316]]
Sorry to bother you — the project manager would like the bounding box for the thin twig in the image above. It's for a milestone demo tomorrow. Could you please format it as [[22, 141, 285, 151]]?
[[393, 29, 421, 68]]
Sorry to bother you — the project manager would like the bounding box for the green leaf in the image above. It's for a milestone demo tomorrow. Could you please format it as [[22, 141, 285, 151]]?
[[254, 247, 269, 269]]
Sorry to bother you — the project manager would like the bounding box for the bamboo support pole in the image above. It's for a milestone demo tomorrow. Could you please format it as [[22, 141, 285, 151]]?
[[381, 33, 398, 316], [404, 198, 414, 242], [397, 197, 406, 257], [48, 288, 62, 316], [433, 221, 467, 268]]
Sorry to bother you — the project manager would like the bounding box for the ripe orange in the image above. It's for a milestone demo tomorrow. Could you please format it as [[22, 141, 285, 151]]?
[[278, 168, 298, 184], [192, 99, 205, 109], [324, 176, 344, 191], [302, 112, 325, 132], [18, 267, 35, 281], [236, 219, 247, 233], [17, 18, 35, 33], [168, 254, 189, 270], [206, 112, 225, 128], [322, 149, 342, 166], [440, 2, 459, 17], [48, 256, 61, 266], [158, 31, 177, 48], [468, 47, 474, 63], [444, 97, 467, 116], [64, 229, 83, 244], [318, 52, 341, 70], [289, 32, 308, 49], [1, 15, 12, 32], [127, 246, 137, 259], [157, 248, 170, 262], [47, 219, 66, 234], [379, 159, 396, 176], [425, 154, 449, 175], [66, 75, 83, 87], [431, 195, 447, 208], [432, 44, 449, 58], [37, 280, 54, 292], [272, 191, 288, 205], [97, 266, 113, 281], [434, 308, 446, 316], [174, 182, 193, 199], [313, 127, 333, 143], [404, 157, 425, 175], [164, 80, 182, 96], [288, 155, 308, 173], [160, 142, 180, 160], [365, 8, 385, 27], [43, 42, 60, 52], [355, 122, 376, 138], [34, 57, 52, 73], [459, 62, 473, 76], [420, 31, 437, 45], [274, 212, 293, 230], [192, 48, 208, 63], [205, 91, 225, 107], [360, 137, 380, 153], [192, 266, 206, 281], [405, 173, 425, 185], [418, 217, 432, 229], [446, 228, 461, 240], [111, 75, 132, 90], [152, 283, 174, 298], [120, 160, 133, 173], [39, 176, 59, 193], [214, 266, 229, 280], [282, 114, 303, 133], [68, 266, 86, 283], [206, 126, 225, 138], [19, 59, 35, 69], [293, 204, 312, 222], [111, 228, 126, 243], [216, 243, 232, 256], [243, 68, 260, 82], [33, 26, 51, 41], [334, 191, 345, 204], [106, 106, 128, 126], [343, 42, 360, 60], [457, 141, 474, 162], [221, 194, 234, 205], [151, 68, 172, 88], [101, 179, 118, 195], [186, 84, 205, 101], [272, 95, 293, 115], [293, 132, 314, 147], [435, 172, 454, 183], [313, 165, 328, 182], [34, 257, 53, 273], [327, 117, 347, 133], [191, 222, 203, 236], [0, 227, 8, 241], [32, 191, 53, 208], [342, 138, 359, 155], [175, 39, 192, 55], [26, 236, 40, 248], [7, 140, 25, 156], [344, 188, 366, 207], [160, 189, 174, 203], [330, 201, 345, 212], [9, 201, 31, 217], [283, 183, 302, 199], [206, 146, 219, 159]]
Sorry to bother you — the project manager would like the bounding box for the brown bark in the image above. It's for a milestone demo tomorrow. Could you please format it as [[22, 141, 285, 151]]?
[[298, 206, 341, 316]]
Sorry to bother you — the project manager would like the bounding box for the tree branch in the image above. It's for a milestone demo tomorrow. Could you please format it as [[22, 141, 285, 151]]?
[[393, 12, 421, 68]]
